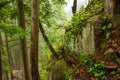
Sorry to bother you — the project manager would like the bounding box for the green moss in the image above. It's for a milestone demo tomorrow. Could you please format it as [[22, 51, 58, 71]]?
[[69, 0, 104, 36], [47, 59, 73, 80], [86, 0, 104, 15]]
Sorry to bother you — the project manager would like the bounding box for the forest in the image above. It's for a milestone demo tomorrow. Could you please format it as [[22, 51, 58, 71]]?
[[0, 0, 120, 80]]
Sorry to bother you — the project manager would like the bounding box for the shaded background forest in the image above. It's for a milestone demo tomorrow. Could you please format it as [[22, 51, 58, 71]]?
[[0, 0, 120, 80]]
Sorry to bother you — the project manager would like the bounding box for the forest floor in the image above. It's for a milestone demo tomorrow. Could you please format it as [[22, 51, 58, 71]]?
[[73, 29, 120, 80]]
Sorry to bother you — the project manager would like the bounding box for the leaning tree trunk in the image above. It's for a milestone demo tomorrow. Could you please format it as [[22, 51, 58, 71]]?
[[39, 22, 59, 59], [30, 0, 40, 79], [16, 0, 31, 80]]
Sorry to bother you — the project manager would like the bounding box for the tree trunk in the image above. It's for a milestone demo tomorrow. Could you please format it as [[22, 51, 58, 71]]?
[[104, 0, 115, 16], [5, 34, 13, 80], [39, 22, 59, 59], [72, 0, 77, 50], [16, 0, 31, 80], [72, 0, 77, 14], [104, 0, 120, 16], [0, 30, 2, 80], [30, 0, 40, 79]]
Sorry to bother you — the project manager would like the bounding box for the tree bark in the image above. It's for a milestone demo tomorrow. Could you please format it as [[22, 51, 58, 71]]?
[[104, 0, 120, 16], [0, 30, 2, 80], [104, 0, 115, 16], [5, 34, 13, 80], [30, 0, 40, 79], [16, 0, 31, 80], [72, 0, 77, 14], [39, 22, 59, 59], [72, 0, 77, 50]]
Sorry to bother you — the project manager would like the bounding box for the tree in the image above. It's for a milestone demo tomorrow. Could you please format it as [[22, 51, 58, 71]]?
[[39, 22, 59, 59], [30, 0, 40, 79], [72, 0, 77, 14], [0, 30, 2, 80], [104, 0, 120, 16], [16, 0, 31, 80], [5, 34, 13, 80]]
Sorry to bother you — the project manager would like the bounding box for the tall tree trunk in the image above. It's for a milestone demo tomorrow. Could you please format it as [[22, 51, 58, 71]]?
[[0, 30, 2, 80], [72, 0, 77, 14], [104, 0, 115, 16], [72, 0, 77, 50], [5, 34, 13, 80], [30, 0, 40, 79], [39, 22, 59, 59], [104, 0, 120, 16], [16, 0, 31, 80]]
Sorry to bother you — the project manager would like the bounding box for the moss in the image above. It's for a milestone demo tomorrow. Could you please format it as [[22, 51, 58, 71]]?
[[69, 0, 104, 36], [86, 0, 104, 15], [47, 59, 73, 80]]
